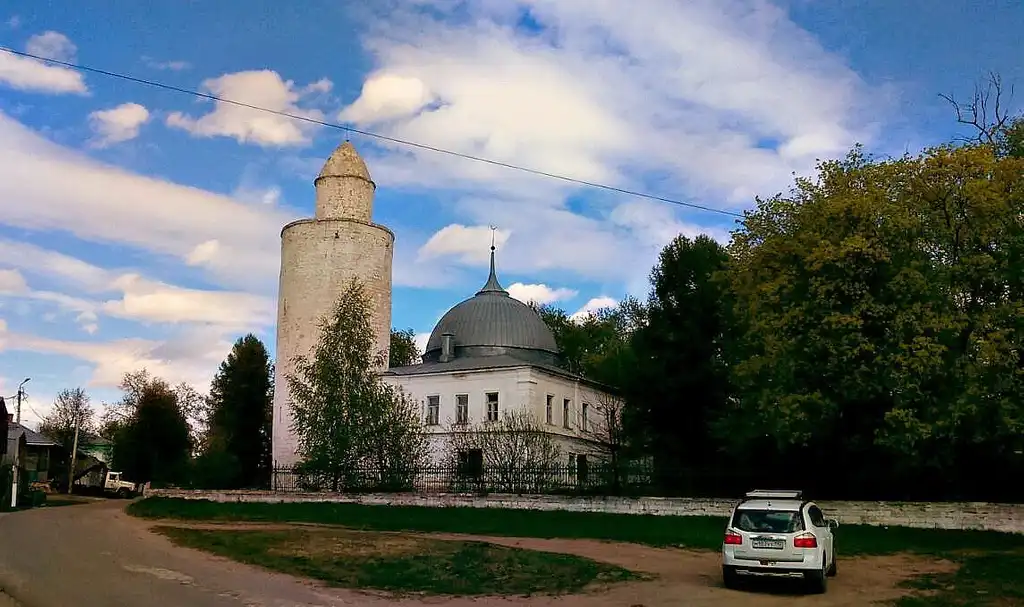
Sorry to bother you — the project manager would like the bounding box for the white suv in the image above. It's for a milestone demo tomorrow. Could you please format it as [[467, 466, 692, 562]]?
[[721, 490, 838, 594]]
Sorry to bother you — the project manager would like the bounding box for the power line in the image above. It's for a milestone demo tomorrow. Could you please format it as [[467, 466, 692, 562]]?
[[0, 46, 745, 219]]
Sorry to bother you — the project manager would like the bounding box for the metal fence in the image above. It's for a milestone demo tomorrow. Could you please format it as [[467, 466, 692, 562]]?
[[271, 461, 655, 496]]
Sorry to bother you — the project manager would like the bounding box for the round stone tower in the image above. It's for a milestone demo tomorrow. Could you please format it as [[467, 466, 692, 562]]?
[[271, 140, 394, 472]]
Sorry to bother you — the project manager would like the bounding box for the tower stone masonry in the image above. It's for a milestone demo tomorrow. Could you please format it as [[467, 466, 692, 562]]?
[[271, 140, 394, 471]]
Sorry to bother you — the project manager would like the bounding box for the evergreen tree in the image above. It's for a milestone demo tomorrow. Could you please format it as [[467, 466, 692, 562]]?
[[203, 334, 274, 489], [627, 234, 732, 492]]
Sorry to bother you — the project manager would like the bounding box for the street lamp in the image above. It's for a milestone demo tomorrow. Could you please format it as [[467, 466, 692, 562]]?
[[15, 378, 29, 425]]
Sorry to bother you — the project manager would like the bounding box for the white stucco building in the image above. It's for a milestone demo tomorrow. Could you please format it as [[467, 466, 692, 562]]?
[[272, 140, 615, 474], [384, 246, 616, 466]]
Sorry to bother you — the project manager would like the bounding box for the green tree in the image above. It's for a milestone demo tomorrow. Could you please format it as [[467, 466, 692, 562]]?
[[201, 334, 274, 489], [109, 370, 194, 485], [723, 140, 1024, 498], [39, 388, 94, 455], [626, 234, 733, 492], [288, 279, 427, 491], [389, 328, 420, 367], [39, 388, 94, 489]]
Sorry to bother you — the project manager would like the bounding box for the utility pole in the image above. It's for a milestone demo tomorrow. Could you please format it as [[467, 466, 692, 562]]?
[[10, 378, 29, 509], [15, 377, 29, 425], [67, 414, 81, 495]]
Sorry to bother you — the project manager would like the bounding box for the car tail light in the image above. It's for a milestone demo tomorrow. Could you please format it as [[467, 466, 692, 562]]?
[[793, 533, 817, 548], [724, 531, 742, 545]]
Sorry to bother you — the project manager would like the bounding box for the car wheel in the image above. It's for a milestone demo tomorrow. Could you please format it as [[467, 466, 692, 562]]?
[[722, 566, 741, 590], [805, 566, 827, 594], [826, 550, 837, 577], [116, 488, 129, 499]]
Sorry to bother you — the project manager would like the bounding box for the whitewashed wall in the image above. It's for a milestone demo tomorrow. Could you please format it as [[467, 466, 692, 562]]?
[[385, 365, 615, 464]]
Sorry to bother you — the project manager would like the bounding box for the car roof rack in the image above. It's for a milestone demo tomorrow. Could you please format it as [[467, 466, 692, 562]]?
[[744, 489, 803, 500]]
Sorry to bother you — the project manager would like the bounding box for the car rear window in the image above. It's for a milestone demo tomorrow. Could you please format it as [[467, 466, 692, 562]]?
[[732, 509, 805, 533]]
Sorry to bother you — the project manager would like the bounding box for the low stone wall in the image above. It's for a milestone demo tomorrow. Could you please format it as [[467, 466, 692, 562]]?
[[145, 489, 1024, 534]]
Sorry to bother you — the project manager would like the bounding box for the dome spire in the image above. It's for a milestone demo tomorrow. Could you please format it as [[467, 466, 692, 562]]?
[[477, 226, 507, 296]]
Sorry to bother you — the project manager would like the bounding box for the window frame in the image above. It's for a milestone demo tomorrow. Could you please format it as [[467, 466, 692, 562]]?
[[426, 394, 440, 426], [455, 393, 469, 425], [485, 391, 500, 422], [545, 394, 554, 425], [563, 398, 572, 429]]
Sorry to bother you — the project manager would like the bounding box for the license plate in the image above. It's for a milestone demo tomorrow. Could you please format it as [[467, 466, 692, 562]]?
[[759, 560, 774, 566], [752, 538, 784, 550]]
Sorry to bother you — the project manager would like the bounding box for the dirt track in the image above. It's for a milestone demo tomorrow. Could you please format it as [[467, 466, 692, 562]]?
[[0, 501, 959, 606], [155, 521, 959, 606]]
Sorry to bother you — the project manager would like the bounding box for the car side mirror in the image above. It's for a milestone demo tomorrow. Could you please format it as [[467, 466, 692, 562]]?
[[827, 519, 839, 531]]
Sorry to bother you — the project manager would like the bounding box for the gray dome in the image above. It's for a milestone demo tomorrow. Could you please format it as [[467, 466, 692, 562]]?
[[422, 249, 559, 364]]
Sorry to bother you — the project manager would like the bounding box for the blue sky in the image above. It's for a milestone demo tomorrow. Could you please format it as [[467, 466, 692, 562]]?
[[0, 0, 1020, 427]]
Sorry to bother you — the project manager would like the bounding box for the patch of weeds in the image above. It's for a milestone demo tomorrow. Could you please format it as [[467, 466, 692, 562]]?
[[156, 526, 639, 596]]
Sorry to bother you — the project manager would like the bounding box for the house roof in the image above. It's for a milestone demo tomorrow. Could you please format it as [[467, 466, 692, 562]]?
[[7, 422, 58, 447]]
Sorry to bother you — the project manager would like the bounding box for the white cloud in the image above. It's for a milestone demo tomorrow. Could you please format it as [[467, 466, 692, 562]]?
[[0, 239, 275, 330], [506, 282, 576, 305], [0, 110, 293, 292], [25, 31, 77, 62], [413, 332, 430, 357], [88, 102, 150, 147], [6, 16, 20, 29], [0, 31, 87, 94], [3, 325, 235, 389], [338, 0, 879, 283], [185, 239, 221, 266], [0, 269, 28, 294], [166, 70, 332, 147], [341, 74, 436, 124], [418, 224, 511, 264], [570, 296, 618, 321], [233, 184, 282, 207]]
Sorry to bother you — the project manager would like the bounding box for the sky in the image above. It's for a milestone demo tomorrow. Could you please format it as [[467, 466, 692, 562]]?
[[0, 0, 1021, 428]]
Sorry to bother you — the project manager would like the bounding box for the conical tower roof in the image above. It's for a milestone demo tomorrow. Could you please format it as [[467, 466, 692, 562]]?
[[317, 140, 372, 182]]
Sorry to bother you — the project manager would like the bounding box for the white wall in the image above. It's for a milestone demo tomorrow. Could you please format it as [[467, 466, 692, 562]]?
[[385, 365, 616, 464]]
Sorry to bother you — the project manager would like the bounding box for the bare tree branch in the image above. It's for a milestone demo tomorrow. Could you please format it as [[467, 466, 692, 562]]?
[[940, 72, 1015, 145]]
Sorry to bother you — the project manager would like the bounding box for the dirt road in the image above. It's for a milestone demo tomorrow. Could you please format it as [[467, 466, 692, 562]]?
[[0, 500, 952, 606]]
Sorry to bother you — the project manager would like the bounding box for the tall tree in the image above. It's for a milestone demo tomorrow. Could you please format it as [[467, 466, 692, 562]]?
[[108, 370, 194, 485], [39, 388, 94, 488], [626, 234, 733, 492], [723, 140, 1024, 499], [288, 279, 427, 491], [202, 334, 274, 489], [39, 388, 94, 453], [389, 328, 420, 368]]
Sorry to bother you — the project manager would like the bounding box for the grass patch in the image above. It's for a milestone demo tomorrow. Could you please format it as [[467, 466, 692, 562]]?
[[130, 497, 727, 549], [131, 497, 1024, 604], [896, 552, 1024, 606], [155, 525, 637, 596], [129, 497, 1024, 556]]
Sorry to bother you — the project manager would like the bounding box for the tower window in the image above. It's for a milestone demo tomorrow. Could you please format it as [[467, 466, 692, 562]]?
[[456, 394, 469, 425], [426, 395, 440, 426], [563, 398, 572, 429], [545, 394, 554, 425], [581, 402, 589, 432], [486, 392, 499, 422]]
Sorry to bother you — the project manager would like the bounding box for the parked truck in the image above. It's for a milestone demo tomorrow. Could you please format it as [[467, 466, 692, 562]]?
[[75, 468, 138, 498]]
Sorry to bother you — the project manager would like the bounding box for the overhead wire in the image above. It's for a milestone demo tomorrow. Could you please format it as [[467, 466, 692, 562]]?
[[0, 46, 746, 219]]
